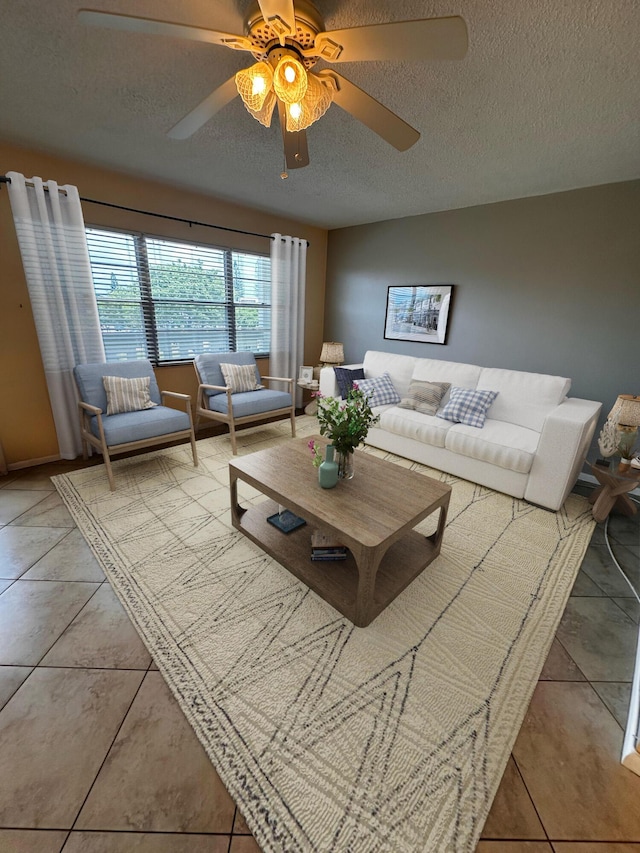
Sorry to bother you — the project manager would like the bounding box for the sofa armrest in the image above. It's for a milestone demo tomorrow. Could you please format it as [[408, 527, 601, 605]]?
[[524, 397, 602, 510], [319, 364, 364, 399]]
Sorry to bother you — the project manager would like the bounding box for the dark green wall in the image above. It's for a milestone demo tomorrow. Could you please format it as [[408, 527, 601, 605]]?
[[325, 180, 640, 438]]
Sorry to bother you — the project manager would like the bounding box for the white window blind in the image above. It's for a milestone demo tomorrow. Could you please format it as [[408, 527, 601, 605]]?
[[85, 227, 271, 364]]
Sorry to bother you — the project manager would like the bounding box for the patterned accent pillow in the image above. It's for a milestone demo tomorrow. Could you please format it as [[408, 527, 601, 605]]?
[[333, 367, 365, 399], [103, 376, 158, 416], [357, 373, 401, 407], [219, 362, 264, 393], [398, 380, 451, 415], [437, 387, 499, 429]]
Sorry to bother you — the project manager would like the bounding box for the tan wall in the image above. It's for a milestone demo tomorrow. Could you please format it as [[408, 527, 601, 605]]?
[[0, 143, 328, 467]]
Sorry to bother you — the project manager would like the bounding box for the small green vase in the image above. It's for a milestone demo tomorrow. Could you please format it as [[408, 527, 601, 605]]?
[[318, 444, 339, 489]]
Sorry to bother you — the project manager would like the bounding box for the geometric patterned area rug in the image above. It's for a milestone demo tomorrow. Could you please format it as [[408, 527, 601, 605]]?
[[52, 417, 595, 852]]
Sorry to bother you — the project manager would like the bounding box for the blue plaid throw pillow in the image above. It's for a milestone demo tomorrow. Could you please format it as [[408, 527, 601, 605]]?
[[437, 386, 498, 428], [357, 372, 401, 407]]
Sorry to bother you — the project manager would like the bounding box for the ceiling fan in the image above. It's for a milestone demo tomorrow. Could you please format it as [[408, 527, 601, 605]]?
[[78, 1, 467, 171]]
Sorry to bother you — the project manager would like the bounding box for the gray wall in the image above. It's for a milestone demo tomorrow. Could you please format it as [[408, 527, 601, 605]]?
[[324, 180, 640, 446]]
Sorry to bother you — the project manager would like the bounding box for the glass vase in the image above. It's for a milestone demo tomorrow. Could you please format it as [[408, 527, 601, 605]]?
[[337, 449, 354, 480]]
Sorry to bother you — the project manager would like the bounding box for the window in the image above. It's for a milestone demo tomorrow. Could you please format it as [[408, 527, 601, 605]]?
[[85, 228, 271, 364]]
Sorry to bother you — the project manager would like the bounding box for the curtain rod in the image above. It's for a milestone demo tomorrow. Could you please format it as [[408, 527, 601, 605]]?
[[0, 174, 310, 246]]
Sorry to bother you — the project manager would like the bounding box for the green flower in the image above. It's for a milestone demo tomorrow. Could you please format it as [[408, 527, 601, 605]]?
[[316, 386, 380, 455]]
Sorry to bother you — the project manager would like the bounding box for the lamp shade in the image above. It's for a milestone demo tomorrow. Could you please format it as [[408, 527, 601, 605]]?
[[286, 72, 334, 132], [320, 341, 344, 365], [235, 61, 273, 113], [273, 56, 308, 104], [245, 90, 277, 127], [617, 395, 640, 427]]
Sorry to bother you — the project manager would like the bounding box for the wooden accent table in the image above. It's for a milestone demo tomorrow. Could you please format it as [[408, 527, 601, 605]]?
[[589, 461, 640, 523], [229, 436, 451, 627]]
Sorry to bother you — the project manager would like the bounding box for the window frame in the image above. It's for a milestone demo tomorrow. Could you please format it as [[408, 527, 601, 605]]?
[[85, 225, 272, 366]]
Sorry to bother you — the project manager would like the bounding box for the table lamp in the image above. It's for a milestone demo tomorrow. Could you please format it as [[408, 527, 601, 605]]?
[[598, 394, 640, 472], [319, 341, 344, 367]]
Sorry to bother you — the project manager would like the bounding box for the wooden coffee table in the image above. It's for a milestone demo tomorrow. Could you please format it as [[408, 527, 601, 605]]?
[[229, 436, 451, 627]]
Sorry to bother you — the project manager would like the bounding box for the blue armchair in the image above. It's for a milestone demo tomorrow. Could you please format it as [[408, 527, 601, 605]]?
[[194, 352, 295, 454], [74, 359, 198, 490]]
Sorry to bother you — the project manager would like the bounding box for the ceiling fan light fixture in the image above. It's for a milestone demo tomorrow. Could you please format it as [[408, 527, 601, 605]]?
[[247, 89, 277, 128], [285, 71, 334, 132], [235, 61, 273, 112], [272, 56, 308, 104]]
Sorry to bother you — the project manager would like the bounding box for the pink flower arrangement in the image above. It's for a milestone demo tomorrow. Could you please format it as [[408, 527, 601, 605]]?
[[308, 439, 323, 468]]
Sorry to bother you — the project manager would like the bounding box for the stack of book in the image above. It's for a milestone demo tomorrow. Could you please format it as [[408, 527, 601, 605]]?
[[311, 529, 348, 561]]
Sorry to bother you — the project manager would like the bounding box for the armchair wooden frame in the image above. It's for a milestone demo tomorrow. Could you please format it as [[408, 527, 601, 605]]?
[[194, 371, 296, 455], [78, 390, 198, 491]]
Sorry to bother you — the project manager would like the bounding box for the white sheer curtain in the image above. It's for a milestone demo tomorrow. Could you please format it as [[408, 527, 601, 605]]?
[[7, 171, 105, 459], [270, 233, 307, 407]]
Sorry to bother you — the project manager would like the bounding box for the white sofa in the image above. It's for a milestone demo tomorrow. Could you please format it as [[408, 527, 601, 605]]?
[[320, 350, 602, 511]]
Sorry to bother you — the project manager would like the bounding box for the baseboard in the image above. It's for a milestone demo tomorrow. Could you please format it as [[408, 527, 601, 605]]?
[[6, 454, 61, 471]]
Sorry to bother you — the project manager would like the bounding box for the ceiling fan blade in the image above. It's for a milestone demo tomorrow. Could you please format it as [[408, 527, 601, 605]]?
[[168, 77, 239, 139], [277, 101, 309, 169], [320, 71, 419, 152], [77, 10, 253, 52], [314, 16, 467, 63], [257, 0, 296, 41]]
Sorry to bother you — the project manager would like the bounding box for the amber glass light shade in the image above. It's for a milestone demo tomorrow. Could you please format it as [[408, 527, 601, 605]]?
[[273, 56, 308, 104], [235, 61, 274, 112], [286, 72, 334, 132]]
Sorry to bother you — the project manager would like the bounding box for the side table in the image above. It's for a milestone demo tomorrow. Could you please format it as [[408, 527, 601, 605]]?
[[297, 380, 319, 416], [589, 461, 640, 523]]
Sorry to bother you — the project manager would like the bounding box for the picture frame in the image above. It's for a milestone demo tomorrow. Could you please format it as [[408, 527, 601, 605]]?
[[299, 365, 314, 383], [384, 285, 453, 345]]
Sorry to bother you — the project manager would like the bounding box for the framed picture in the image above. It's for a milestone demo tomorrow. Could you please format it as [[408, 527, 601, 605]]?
[[299, 365, 314, 383], [384, 285, 453, 345]]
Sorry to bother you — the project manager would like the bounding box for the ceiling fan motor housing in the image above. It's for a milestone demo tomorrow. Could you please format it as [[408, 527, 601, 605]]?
[[244, 0, 325, 68]]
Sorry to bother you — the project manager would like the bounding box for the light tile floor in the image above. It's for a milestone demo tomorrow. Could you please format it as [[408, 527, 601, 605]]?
[[0, 461, 639, 853]]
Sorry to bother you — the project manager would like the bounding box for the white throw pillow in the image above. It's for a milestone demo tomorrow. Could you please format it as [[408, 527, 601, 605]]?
[[219, 362, 264, 393], [103, 375, 158, 415]]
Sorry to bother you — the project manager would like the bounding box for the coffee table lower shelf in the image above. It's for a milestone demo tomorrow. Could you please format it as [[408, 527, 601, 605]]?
[[233, 498, 442, 627]]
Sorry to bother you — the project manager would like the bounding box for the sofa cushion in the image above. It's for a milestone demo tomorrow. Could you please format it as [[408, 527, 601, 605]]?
[[445, 420, 540, 474], [91, 406, 191, 447], [207, 388, 292, 419], [195, 352, 261, 397], [357, 373, 401, 407], [103, 375, 158, 415], [334, 366, 365, 399], [363, 351, 419, 399], [411, 358, 482, 391], [438, 387, 499, 428], [398, 379, 451, 415], [74, 360, 162, 413], [476, 367, 571, 432], [379, 406, 454, 448]]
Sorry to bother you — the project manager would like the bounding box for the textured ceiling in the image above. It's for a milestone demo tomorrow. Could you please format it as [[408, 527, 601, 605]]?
[[1, 0, 639, 229]]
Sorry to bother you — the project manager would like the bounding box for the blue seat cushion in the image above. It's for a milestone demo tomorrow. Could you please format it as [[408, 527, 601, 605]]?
[[207, 389, 292, 419], [75, 360, 161, 412], [194, 352, 261, 397], [91, 406, 191, 447]]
